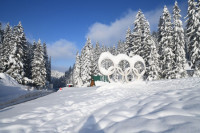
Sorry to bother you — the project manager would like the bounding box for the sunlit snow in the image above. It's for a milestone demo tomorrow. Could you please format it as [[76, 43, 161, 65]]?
[[0, 78, 200, 133]]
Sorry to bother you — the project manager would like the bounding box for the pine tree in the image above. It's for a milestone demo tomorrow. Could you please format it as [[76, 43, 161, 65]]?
[[158, 6, 176, 79], [125, 27, 132, 55], [141, 18, 160, 80], [16, 22, 30, 82], [173, 1, 187, 78], [73, 52, 82, 86], [31, 39, 46, 87], [93, 42, 101, 75], [47, 56, 51, 83], [192, 0, 200, 76], [1, 23, 13, 73], [158, 17, 164, 54], [186, 0, 197, 62], [80, 38, 94, 84], [0, 23, 4, 72], [43, 42, 49, 81], [144, 36, 160, 80]]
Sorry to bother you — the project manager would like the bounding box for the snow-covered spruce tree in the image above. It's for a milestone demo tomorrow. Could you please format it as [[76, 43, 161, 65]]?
[[47, 56, 51, 83], [117, 40, 125, 54], [31, 39, 46, 87], [93, 42, 101, 75], [25, 42, 34, 79], [43, 42, 50, 81], [192, 0, 200, 76], [173, 1, 187, 78], [143, 36, 160, 80], [186, 0, 198, 62], [141, 20, 160, 80], [73, 52, 82, 86], [80, 38, 94, 84], [158, 6, 176, 79], [3, 23, 26, 84], [0, 23, 4, 72], [1, 23, 13, 73], [111, 45, 117, 55], [125, 27, 132, 56], [157, 17, 163, 49], [16, 22, 30, 83], [129, 10, 146, 57]]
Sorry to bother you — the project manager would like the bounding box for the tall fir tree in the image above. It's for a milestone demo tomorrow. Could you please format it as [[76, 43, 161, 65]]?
[[93, 42, 101, 75], [144, 36, 160, 80], [73, 52, 82, 86], [130, 10, 146, 57], [192, 0, 200, 76], [3, 22, 26, 84], [0, 23, 4, 72], [17, 22, 29, 81], [43, 42, 49, 81], [173, 1, 187, 78], [80, 38, 94, 84], [31, 39, 46, 87], [158, 6, 176, 79], [186, 0, 197, 62], [47, 56, 51, 83], [2, 23, 13, 73], [125, 27, 132, 56], [117, 40, 125, 54]]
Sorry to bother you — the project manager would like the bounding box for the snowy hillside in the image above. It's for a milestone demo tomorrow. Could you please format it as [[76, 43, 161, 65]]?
[[51, 70, 64, 78], [0, 78, 200, 133], [0, 73, 53, 109]]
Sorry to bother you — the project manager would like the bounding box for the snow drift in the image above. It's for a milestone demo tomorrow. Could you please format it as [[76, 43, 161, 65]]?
[[0, 73, 53, 109], [0, 77, 200, 133]]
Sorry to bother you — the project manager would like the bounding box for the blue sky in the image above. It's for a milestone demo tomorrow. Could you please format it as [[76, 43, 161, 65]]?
[[0, 0, 188, 72]]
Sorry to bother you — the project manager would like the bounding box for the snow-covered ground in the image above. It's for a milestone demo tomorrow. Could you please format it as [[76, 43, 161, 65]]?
[[0, 78, 200, 133], [0, 73, 53, 109]]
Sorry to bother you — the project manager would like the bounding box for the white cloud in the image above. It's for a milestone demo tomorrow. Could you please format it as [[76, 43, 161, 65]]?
[[86, 10, 137, 46], [47, 39, 77, 60], [86, 2, 186, 46]]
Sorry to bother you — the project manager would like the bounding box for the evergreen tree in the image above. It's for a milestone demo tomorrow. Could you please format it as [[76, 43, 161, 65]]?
[[192, 0, 200, 76], [73, 52, 82, 86], [144, 36, 160, 80], [0, 23, 4, 72], [117, 40, 125, 54], [141, 18, 160, 80], [16, 22, 29, 82], [186, 0, 197, 62], [31, 39, 46, 87], [25, 42, 33, 79], [80, 38, 94, 84], [1, 23, 13, 73], [158, 6, 176, 79], [130, 10, 145, 57], [93, 42, 101, 75], [47, 57, 51, 83], [157, 17, 164, 54], [173, 1, 187, 78], [43, 42, 49, 81], [2, 22, 26, 83], [125, 27, 132, 55]]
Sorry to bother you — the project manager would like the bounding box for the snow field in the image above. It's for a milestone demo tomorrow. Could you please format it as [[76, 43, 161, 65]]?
[[0, 73, 53, 109], [0, 78, 200, 133]]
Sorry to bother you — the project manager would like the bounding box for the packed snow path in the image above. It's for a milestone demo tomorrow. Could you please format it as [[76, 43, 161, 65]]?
[[0, 78, 200, 133]]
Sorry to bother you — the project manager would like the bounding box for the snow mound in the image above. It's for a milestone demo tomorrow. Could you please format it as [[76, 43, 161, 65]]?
[[0, 73, 21, 87], [0, 73, 52, 109]]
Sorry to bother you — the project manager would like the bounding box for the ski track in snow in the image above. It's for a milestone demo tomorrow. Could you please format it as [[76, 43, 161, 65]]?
[[0, 78, 200, 133]]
